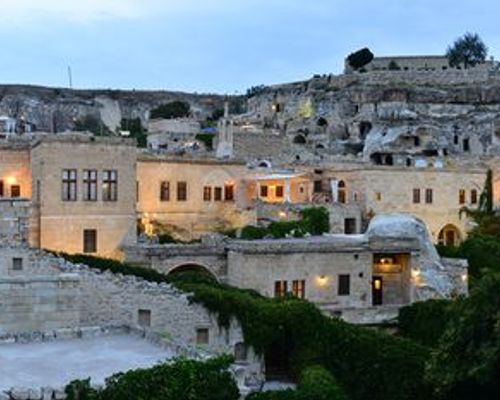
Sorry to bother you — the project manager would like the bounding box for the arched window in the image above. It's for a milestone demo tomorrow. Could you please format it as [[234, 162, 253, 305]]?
[[338, 180, 347, 204], [437, 225, 462, 247]]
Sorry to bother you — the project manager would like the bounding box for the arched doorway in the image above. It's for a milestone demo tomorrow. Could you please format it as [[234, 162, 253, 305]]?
[[167, 263, 218, 283], [338, 180, 347, 204], [438, 225, 462, 247]]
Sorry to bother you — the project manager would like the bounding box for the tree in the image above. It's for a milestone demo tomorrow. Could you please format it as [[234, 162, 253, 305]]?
[[346, 48, 374, 70], [446, 32, 488, 69], [426, 274, 500, 399], [150, 101, 191, 119]]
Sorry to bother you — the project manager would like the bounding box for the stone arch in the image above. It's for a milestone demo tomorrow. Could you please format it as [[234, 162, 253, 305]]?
[[437, 224, 462, 247], [293, 134, 306, 144], [258, 160, 272, 169], [167, 263, 219, 282]]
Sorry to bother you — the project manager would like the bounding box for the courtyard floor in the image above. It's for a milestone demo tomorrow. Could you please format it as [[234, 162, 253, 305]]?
[[0, 335, 174, 390]]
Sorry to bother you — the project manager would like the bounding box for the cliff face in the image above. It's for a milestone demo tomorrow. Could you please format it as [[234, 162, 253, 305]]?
[[0, 85, 226, 132], [242, 68, 500, 166]]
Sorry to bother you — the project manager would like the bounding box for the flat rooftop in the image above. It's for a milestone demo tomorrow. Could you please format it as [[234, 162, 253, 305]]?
[[0, 335, 174, 390]]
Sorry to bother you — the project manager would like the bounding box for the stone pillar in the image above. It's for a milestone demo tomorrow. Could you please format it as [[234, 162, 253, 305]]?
[[284, 179, 291, 203], [330, 179, 339, 203]]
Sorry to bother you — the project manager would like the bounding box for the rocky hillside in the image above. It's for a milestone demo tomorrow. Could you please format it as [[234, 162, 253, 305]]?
[[242, 68, 500, 166], [0, 84, 227, 133]]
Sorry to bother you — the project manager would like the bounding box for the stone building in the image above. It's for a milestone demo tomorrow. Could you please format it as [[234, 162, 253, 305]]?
[[125, 214, 468, 325], [31, 135, 137, 259]]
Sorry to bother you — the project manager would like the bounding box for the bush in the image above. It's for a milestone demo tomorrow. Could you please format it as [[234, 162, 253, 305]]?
[[398, 299, 457, 347], [300, 207, 329, 235], [74, 115, 110, 136], [120, 118, 147, 148], [240, 225, 268, 240], [346, 48, 374, 70], [247, 366, 347, 400], [195, 133, 215, 150], [426, 274, 500, 399], [158, 232, 177, 244], [150, 101, 190, 119], [66, 356, 239, 400]]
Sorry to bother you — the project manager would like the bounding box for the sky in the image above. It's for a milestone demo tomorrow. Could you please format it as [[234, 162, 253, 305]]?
[[0, 0, 498, 93]]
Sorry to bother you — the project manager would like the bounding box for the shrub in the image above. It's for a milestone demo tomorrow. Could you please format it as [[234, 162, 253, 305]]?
[[247, 366, 347, 400], [300, 207, 330, 235], [150, 101, 190, 119], [158, 232, 177, 244], [388, 60, 401, 70], [426, 273, 500, 399], [74, 115, 110, 136], [120, 118, 147, 147], [66, 356, 239, 400], [240, 225, 268, 240], [195, 133, 215, 150], [398, 299, 457, 347], [346, 48, 374, 70]]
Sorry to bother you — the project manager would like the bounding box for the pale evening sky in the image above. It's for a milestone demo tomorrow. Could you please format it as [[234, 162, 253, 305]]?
[[0, 0, 497, 93]]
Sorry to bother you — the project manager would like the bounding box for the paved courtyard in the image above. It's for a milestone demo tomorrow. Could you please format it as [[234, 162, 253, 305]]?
[[0, 335, 174, 389]]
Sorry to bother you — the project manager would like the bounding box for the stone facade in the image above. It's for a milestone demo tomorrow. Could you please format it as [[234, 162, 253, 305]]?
[[137, 156, 255, 240], [125, 214, 468, 324], [31, 134, 137, 259]]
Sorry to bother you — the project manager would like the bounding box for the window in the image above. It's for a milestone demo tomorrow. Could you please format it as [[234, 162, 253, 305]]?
[[292, 280, 305, 299], [459, 189, 466, 205], [160, 181, 170, 202], [471, 189, 478, 205], [196, 328, 209, 345], [375, 192, 382, 201], [36, 180, 41, 202], [83, 229, 97, 253], [275, 185, 284, 198], [338, 275, 351, 296], [313, 180, 322, 193], [463, 138, 470, 152], [413, 188, 421, 204], [214, 187, 222, 201], [425, 188, 433, 204], [260, 185, 268, 198], [224, 184, 234, 201], [83, 170, 97, 201], [203, 186, 212, 202], [12, 257, 23, 271], [62, 169, 77, 201], [274, 281, 287, 298], [102, 170, 118, 201], [454, 135, 459, 145], [338, 181, 347, 204], [0, 180, 3, 197], [138, 309, 151, 328], [344, 218, 357, 234], [10, 185, 20, 198], [177, 181, 187, 201]]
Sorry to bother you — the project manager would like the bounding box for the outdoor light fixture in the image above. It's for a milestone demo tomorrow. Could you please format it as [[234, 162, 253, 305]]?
[[316, 275, 328, 287]]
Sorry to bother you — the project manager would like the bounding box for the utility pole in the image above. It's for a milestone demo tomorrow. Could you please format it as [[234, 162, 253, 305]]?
[[68, 66, 73, 89]]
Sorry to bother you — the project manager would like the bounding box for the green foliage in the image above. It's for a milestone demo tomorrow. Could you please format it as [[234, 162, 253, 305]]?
[[158, 232, 178, 244], [120, 118, 147, 148], [240, 207, 329, 240], [57, 251, 428, 400], [195, 133, 215, 150], [398, 299, 458, 347], [388, 60, 401, 70], [66, 356, 239, 400], [426, 274, 500, 399], [150, 101, 191, 119], [446, 32, 488, 69], [188, 284, 430, 400], [240, 225, 268, 240], [74, 115, 110, 136], [346, 48, 374, 70], [247, 366, 348, 400], [300, 207, 330, 235]]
